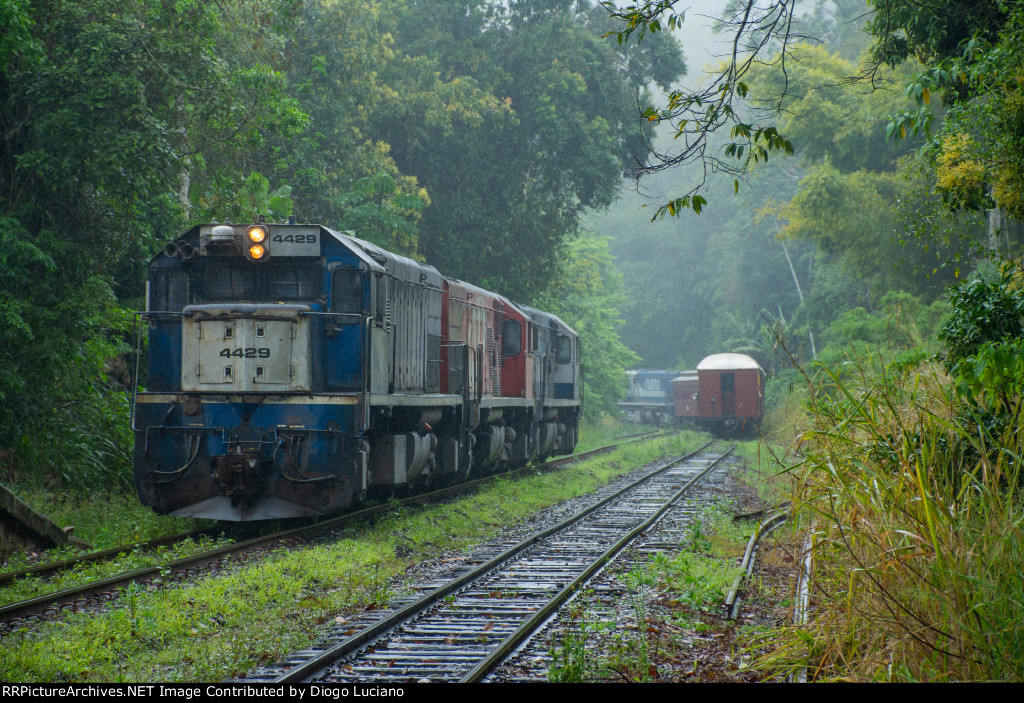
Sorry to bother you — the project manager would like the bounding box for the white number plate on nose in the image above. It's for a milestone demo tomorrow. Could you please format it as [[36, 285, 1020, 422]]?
[[270, 226, 319, 256]]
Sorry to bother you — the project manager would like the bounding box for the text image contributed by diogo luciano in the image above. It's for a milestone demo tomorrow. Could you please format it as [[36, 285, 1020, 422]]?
[[2, 684, 413, 700]]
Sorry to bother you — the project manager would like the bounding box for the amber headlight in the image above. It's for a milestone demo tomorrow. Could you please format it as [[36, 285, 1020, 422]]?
[[247, 226, 267, 244], [248, 243, 266, 260]]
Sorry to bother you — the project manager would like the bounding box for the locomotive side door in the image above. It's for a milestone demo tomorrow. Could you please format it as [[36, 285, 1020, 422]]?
[[368, 272, 391, 395], [325, 266, 366, 390]]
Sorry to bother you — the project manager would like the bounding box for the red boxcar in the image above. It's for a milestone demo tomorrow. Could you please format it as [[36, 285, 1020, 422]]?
[[671, 371, 699, 422], [696, 353, 765, 435]]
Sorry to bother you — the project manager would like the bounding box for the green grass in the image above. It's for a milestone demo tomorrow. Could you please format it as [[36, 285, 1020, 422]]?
[[758, 358, 1024, 682], [0, 486, 217, 601], [0, 535, 237, 607], [574, 417, 662, 453], [1, 486, 207, 558], [0, 431, 700, 683], [0, 416, 650, 573], [548, 502, 754, 682], [729, 439, 794, 505], [654, 506, 749, 618], [0, 418, 652, 577]]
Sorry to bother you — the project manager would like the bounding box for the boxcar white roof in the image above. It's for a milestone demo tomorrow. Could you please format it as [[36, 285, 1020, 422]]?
[[696, 353, 762, 371]]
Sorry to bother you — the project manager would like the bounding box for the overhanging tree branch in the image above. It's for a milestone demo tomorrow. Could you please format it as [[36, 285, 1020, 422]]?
[[603, 0, 809, 217]]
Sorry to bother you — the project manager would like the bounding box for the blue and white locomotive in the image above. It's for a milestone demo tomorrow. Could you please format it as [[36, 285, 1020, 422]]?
[[616, 369, 679, 425], [133, 222, 581, 521]]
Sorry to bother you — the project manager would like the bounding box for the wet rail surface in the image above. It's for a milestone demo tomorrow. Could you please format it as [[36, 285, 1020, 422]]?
[[239, 442, 733, 683], [494, 456, 738, 681], [0, 432, 664, 630]]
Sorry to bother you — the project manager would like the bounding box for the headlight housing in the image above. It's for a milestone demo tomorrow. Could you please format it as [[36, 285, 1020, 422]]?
[[246, 226, 268, 260]]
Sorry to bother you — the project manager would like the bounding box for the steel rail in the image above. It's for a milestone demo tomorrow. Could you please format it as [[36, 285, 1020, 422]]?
[[270, 440, 719, 684], [0, 431, 666, 627], [791, 529, 815, 684], [725, 510, 789, 620], [460, 444, 735, 682], [0, 528, 214, 587], [1, 429, 663, 587]]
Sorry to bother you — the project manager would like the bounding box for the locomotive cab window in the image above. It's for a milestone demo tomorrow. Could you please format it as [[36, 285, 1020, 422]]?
[[200, 263, 255, 301], [556, 334, 572, 364], [502, 320, 521, 356], [331, 269, 363, 323], [268, 262, 321, 300], [195, 261, 321, 302]]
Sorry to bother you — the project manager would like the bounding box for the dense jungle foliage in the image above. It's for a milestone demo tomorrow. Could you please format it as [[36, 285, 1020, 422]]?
[[607, 0, 1024, 681], [0, 0, 682, 487], [1, 0, 1023, 682], [600, 0, 1005, 374]]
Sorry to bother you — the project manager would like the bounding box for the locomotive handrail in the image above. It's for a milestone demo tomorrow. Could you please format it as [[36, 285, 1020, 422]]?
[[128, 310, 189, 432], [537, 352, 548, 418], [361, 316, 371, 435], [131, 307, 349, 433], [440, 340, 470, 416], [299, 311, 363, 319], [476, 343, 483, 404], [130, 312, 145, 432]]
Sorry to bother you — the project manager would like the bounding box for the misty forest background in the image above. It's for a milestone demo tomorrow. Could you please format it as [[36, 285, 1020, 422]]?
[[0, 0, 1020, 490]]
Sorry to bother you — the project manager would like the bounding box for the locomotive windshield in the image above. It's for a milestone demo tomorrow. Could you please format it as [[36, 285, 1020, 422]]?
[[150, 260, 323, 311], [266, 263, 321, 300], [556, 334, 572, 364], [150, 269, 189, 312], [201, 263, 256, 300]]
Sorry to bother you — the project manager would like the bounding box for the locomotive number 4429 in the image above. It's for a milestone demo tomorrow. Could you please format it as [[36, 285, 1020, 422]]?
[[272, 234, 317, 244], [220, 348, 271, 358]]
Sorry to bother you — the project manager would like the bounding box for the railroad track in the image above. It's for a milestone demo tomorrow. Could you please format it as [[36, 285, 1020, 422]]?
[[238, 442, 733, 684], [0, 528, 219, 589], [494, 455, 736, 681], [0, 430, 667, 630]]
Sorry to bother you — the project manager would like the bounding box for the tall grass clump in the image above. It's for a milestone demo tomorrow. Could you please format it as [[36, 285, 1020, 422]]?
[[765, 268, 1024, 681]]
